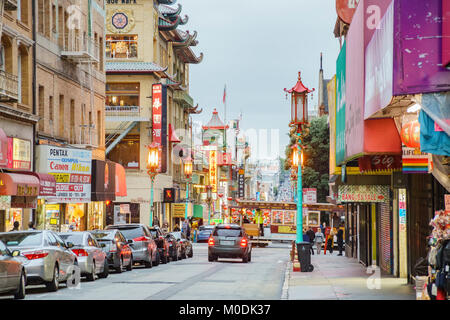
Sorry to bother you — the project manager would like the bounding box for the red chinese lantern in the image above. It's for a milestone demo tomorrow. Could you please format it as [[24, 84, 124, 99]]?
[[401, 120, 421, 149]]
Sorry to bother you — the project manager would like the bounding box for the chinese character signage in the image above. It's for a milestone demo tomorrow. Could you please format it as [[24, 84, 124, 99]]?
[[238, 169, 245, 199], [209, 150, 217, 193], [338, 185, 389, 203], [152, 83, 167, 173], [7, 138, 31, 171], [36, 145, 92, 203]]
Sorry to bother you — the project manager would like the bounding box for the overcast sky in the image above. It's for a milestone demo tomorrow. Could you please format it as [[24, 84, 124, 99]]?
[[182, 0, 340, 161]]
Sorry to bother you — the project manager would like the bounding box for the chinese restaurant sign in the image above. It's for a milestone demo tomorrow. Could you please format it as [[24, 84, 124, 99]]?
[[209, 150, 217, 193], [36, 145, 92, 203], [238, 169, 245, 199], [152, 84, 168, 173], [338, 185, 389, 203]]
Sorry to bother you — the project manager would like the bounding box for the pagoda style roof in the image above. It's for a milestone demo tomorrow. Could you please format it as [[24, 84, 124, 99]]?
[[159, 16, 182, 31], [202, 109, 229, 130], [106, 62, 167, 77], [159, 3, 182, 16], [177, 48, 203, 64], [187, 104, 203, 115], [284, 72, 315, 94], [173, 31, 198, 48]]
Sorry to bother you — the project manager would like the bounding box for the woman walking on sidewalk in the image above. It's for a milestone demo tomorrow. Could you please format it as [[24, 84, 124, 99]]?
[[314, 228, 325, 254]]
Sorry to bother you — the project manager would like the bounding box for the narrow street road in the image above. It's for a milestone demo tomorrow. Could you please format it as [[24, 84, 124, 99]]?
[[22, 243, 290, 300]]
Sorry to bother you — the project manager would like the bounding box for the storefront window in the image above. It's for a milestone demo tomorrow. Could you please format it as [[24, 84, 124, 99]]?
[[5, 208, 22, 231], [38, 203, 61, 232], [88, 202, 105, 230], [106, 35, 138, 59], [108, 134, 140, 169], [63, 204, 86, 232]]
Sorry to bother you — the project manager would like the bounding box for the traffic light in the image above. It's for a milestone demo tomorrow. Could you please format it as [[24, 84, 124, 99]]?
[[163, 188, 175, 203]]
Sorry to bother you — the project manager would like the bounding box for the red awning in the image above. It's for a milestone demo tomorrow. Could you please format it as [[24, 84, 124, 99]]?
[[0, 173, 40, 196], [0, 129, 8, 168], [364, 118, 402, 154], [115, 163, 127, 197], [169, 124, 181, 143], [22, 173, 56, 196]]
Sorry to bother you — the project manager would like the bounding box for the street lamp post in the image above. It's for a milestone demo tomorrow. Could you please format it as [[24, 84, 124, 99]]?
[[146, 142, 160, 227], [206, 185, 212, 225], [183, 154, 193, 225]]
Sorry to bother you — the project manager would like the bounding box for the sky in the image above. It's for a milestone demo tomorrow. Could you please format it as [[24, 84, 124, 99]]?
[[181, 0, 341, 161]]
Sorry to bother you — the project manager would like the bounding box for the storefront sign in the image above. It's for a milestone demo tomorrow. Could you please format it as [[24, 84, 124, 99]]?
[[238, 169, 245, 199], [336, 42, 346, 165], [358, 155, 402, 173], [152, 84, 168, 173], [7, 138, 31, 171], [11, 196, 37, 209], [0, 129, 8, 168], [172, 203, 186, 218], [445, 194, 450, 212], [336, 0, 360, 24], [209, 150, 217, 193], [36, 145, 92, 203], [303, 188, 317, 204], [402, 147, 430, 174], [338, 185, 389, 203]]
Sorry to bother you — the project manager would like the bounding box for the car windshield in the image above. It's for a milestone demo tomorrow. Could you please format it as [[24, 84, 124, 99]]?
[[213, 228, 242, 237], [109, 227, 143, 240], [91, 231, 115, 241], [0, 232, 43, 247], [199, 226, 214, 231], [59, 233, 84, 245], [170, 232, 182, 240]]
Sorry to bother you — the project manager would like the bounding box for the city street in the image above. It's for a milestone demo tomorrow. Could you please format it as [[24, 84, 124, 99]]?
[[21, 243, 289, 300]]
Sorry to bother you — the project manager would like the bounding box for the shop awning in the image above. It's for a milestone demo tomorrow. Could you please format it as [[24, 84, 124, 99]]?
[[23, 173, 57, 196], [0, 173, 39, 196], [169, 124, 181, 143], [363, 118, 402, 155], [0, 128, 7, 167], [115, 163, 127, 197]]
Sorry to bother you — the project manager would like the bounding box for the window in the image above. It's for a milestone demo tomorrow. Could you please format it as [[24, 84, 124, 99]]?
[[108, 134, 140, 169], [106, 83, 140, 108], [106, 35, 138, 59], [59, 95, 64, 137], [45, 232, 58, 246], [38, 86, 44, 131]]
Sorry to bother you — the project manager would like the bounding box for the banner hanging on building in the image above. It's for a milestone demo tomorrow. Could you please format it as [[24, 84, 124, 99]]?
[[338, 185, 389, 203], [209, 150, 217, 193]]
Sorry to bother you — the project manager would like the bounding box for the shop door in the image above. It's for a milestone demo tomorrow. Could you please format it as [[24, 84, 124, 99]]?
[[359, 205, 369, 267], [379, 202, 392, 274]]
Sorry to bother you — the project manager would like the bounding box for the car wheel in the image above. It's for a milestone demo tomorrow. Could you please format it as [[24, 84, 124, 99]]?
[[45, 265, 59, 292], [248, 252, 252, 262], [208, 255, 215, 262], [188, 247, 193, 258], [153, 251, 160, 266], [14, 270, 26, 300], [161, 250, 168, 264], [126, 256, 133, 271], [98, 259, 109, 279], [115, 257, 123, 273], [86, 261, 96, 281], [242, 254, 249, 263]]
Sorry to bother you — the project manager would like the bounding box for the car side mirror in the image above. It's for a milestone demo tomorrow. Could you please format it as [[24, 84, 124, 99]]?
[[11, 250, 21, 257], [66, 242, 74, 249]]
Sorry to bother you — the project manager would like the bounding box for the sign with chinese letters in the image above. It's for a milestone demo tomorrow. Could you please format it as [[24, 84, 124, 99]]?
[[238, 169, 245, 199], [209, 150, 217, 193], [338, 185, 389, 203], [152, 84, 168, 173], [7, 138, 31, 171]]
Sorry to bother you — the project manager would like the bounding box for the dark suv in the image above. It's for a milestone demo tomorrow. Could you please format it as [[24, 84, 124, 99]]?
[[148, 226, 170, 264], [105, 224, 158, 268], [208, 224, 252, 263]]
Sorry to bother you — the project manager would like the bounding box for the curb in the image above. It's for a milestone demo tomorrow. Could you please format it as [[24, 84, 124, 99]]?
[[281, 261, 291, 300]]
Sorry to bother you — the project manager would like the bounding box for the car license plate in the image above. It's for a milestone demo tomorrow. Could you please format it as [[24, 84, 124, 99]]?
[[220, 240, 234, 246]]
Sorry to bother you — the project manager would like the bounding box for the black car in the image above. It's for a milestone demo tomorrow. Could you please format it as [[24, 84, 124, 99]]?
[[0, 240, 26, 299], [149, 226, 170, 264], [170, 231, 193, 259], [208, 224, 252, 263], [165, 233, 181, 261], [89, 230, 133, 273]]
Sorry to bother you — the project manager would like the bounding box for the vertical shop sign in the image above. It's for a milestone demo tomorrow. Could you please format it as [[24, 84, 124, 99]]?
[[398, 188, 407, 278], [152, 84, 168, 173], [209, 150, 217, 193], [238, 169, 245, 199], [336, 42, 346, 165]]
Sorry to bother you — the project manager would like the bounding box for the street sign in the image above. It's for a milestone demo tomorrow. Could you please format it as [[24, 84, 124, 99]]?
[[303, 188, 317, 204]]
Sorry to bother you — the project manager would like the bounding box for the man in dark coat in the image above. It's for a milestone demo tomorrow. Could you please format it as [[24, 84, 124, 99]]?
[[306, 227, 316, 255], [337, 223, 345, 256]]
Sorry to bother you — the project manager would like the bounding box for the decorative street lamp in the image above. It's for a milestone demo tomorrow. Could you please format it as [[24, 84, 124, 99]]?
[[146, 142, 160, 227], [284, 71, 314, 245], [206, 185, 213, 225], [183, 153, 193, 224]]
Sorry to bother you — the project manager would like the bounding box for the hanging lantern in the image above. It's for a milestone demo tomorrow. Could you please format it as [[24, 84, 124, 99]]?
[[284, 72, 315, 130], [401, 120, 421, 149]]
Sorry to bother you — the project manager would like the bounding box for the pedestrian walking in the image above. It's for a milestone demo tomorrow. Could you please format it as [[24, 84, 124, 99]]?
[[306, 226, 315, 255], [337, 223, 344, 256], [10, 221, 19, 232], [255, 209, 264, 237], [326, 228, 335, 254], [314, 228, 325, 254]]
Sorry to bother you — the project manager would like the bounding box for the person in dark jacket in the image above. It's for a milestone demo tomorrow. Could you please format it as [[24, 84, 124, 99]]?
[[306, 226, 315, 255], [337, 223, 344, 256]]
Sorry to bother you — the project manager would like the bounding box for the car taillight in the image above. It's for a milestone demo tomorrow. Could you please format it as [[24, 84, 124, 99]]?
[[23, 250, 49, 260], [72, 249, 88, 257], [240, 238, 248, 248], [208, 237, 215, 246], [133, 236, 149, 242]]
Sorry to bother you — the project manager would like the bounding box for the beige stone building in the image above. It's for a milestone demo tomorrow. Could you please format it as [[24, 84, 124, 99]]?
[[105, 0, 203, 229]]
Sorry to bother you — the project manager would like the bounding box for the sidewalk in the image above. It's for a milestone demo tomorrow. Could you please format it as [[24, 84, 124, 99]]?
[[282, 251, 415, 300]]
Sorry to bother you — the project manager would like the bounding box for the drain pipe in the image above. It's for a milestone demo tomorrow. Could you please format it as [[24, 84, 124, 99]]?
[[31, 0, 37, 225]]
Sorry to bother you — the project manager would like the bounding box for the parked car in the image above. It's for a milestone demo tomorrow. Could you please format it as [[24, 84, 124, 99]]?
[[149, 226, 170, 264], [197, 225, 215, 243], [0, 230, 78, 292], [165, 233, 181, 261], [170, 231, 193, 259], [89, 229, 133, 273], [0, 240, 26, 299], [105, 224, 159, 268], [207, 224, 252, 263], [59, 232, 108, 281]]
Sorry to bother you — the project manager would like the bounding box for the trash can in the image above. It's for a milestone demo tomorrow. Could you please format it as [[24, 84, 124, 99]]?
[[297, 242, 314, 272]]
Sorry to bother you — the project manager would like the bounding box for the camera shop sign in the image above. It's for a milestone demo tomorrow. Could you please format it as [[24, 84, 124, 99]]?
[[338, 185, 389, 203], [36, 145, 92, 203]]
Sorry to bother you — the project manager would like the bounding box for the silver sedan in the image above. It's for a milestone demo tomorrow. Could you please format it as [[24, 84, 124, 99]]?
[[0, 240, 26, 299], [59, 232, 108, 281], [0, 230, 77, 292]]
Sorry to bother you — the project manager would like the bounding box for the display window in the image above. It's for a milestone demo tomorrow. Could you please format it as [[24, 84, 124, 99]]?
[[88, 202, 105, 230], [106, 35, 138, 59], [64, 204, 86, 232], [5, 208, 22, 231]]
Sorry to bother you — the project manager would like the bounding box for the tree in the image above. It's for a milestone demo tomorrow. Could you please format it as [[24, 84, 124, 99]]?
[[284, 116, 330, 203]]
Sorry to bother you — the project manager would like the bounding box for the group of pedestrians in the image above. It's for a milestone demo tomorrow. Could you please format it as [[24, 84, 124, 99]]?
[[303, 223, 345, 256]]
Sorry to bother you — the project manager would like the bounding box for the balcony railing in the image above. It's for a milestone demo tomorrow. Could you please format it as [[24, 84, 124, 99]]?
[[61, 36, 99, 63], [105, 106, 148, 122], [174, 90, 194, 108], [4, 0, 18, 11], [0, 70, 18, 102]]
